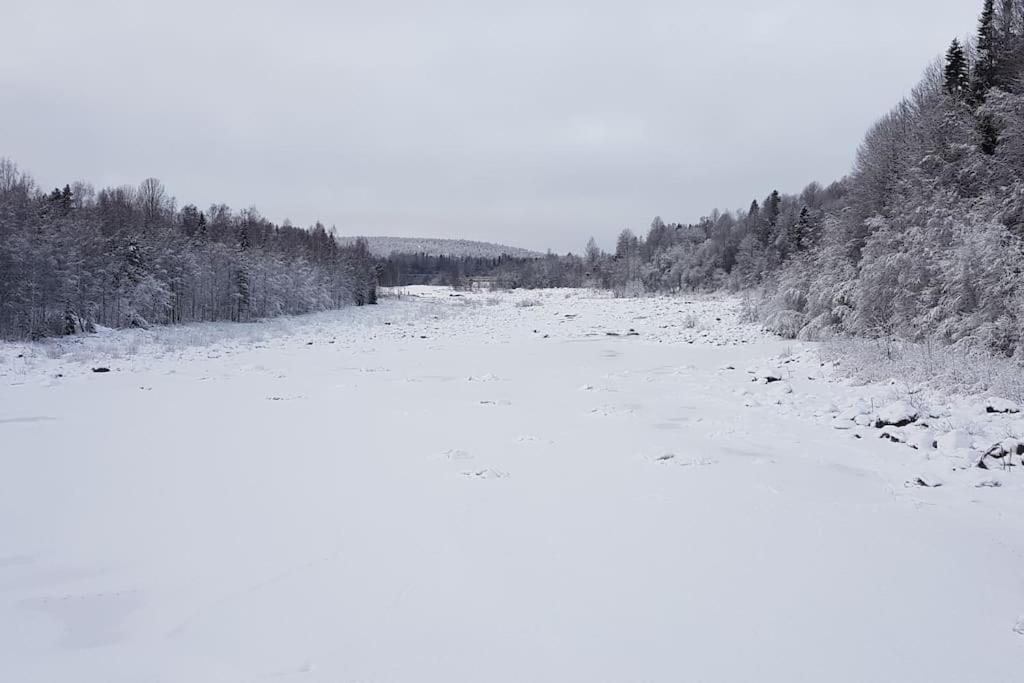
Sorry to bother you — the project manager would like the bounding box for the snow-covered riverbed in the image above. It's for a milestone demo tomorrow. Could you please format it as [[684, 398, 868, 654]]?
[[1, 288, 1022, 682]]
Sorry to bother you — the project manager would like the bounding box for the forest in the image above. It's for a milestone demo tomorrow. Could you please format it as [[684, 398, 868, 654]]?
[[0, 166, 378, 339], [517, 0, 1024, 358]]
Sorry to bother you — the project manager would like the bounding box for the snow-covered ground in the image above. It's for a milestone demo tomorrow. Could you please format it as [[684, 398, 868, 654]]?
[[1, 287, 1022, 682]]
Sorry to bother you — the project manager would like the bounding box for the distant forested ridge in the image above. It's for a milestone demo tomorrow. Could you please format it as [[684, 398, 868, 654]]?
[[534, 0, 1024, 357], [357, 237, 549, 288], [338, 235, 542, 259], [0, 167, 377, 339]]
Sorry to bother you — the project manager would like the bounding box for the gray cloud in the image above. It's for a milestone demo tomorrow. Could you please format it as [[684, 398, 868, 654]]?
[[2, 1, 981, 251]]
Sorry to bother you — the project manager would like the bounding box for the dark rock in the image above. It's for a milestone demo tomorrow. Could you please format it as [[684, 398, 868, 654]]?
[[873, 417, 918, 429], [880, 431, 905, 443], [91, 367, 111, 373]]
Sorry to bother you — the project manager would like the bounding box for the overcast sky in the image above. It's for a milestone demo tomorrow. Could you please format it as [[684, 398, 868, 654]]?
[[3, 1, 982, 252]]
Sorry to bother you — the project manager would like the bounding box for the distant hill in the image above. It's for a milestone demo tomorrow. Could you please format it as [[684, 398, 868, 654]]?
[[337, 236, 543, 259]]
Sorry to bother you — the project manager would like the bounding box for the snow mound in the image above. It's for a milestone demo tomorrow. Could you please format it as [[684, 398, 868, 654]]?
[[874, 401, 919, 428], [982, 397, 1020, 414], [936, 430, 972, 452]]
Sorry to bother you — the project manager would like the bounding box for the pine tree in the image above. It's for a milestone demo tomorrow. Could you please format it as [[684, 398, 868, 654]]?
[[972, 0, 998, 102], [788, 207, 811, 253], [971, 0, 1004, 155], [58, 184, 73, 216], [758, 190, 781, 245], [943, 39, 970, 99], [765, 191, 781, 227]]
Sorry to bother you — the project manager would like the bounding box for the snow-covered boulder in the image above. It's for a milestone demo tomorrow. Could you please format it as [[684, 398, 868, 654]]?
[[879, 426, 932, 449], [835, 407, 861, 422], [983, 397, 1021, 414], [747, 366, 783, 383], [909, 429, 936, 451], [874, 401, 919, 428], [879, 427, 908, 444], [854, 414, 875, 427], [936, 429, 972, 452]]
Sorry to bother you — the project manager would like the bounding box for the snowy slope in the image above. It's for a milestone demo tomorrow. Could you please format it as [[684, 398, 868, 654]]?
[[335, 235, 543, 258], [1, 288, 1022, 682]]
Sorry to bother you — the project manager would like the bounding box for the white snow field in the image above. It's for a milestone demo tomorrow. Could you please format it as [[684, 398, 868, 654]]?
[[1, 287, 1022, 682]]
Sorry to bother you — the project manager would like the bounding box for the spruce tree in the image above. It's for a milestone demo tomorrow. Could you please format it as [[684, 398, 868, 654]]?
[[759, 191, 781, 245], [60, 184, 73, 216], [788, 207, 811, 253], [765, 191, 781, 227], [943, 39, 970, 99], [972, 0, 998, 102]]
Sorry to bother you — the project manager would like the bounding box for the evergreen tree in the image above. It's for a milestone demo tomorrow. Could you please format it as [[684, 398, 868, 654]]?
[[787, 207, 811, 253], [745, 199, 762, 238], [59, 185, 73, 216], [943, 39, 970, 99], [765, 191, 781, 227], [758, 191, 781, 244], [972, 0, 999, 102]]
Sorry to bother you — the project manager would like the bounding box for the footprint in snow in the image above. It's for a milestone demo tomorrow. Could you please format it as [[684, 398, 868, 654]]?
[[1014, 617, 1024, 637], [461, 468, 509, 480], [588, 405, 636, 418], [439, 449, 473, 461], [648, 453, 717, 468]]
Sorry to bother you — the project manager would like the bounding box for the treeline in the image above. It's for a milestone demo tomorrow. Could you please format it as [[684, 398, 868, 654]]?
[[377, 252, 545, 287], [526, 0, 1024, 357], [0, 163, 377, 339]]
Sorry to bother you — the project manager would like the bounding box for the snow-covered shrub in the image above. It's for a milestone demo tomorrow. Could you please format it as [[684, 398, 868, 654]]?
[[821, 337, 1024, 403], [616, 279, 646, 299], [764, 309, 806, 339]]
